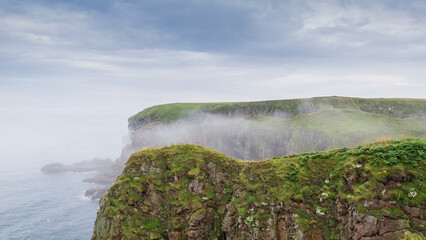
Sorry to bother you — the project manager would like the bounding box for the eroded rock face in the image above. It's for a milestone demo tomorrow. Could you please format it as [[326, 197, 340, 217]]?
[[92, 141, 426, 239]]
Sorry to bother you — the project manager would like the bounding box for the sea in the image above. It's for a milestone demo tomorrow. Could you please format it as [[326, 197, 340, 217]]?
[[0, 109, 129, 240], [0, 159, 99, 240]]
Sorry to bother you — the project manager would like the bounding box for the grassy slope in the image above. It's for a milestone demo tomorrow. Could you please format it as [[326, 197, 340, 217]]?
[[92, 139, 426, 239], [125, 97, 426, 159], [128, 97, 426, 127], [287, 109, 426, 153]]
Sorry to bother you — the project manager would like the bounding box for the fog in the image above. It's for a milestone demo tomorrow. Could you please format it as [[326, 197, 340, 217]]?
[[123, 104, 426, 163], [128, 113, 291, 160], [0, 108, 128, 171]]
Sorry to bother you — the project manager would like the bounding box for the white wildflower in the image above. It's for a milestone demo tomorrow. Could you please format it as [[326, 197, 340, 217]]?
[[202, 197, 209, 200], [408, 188, 417, 198], [320, 192, 329, 202], [356, 164, 362, 168], [316, 207, 325, 216], [325, 179, 330, 184]]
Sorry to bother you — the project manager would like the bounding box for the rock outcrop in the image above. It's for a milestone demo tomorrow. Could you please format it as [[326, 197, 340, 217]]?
[[92, 139, 425, 239], [85, 186, 109, 200], [41, 158, 113, 174]]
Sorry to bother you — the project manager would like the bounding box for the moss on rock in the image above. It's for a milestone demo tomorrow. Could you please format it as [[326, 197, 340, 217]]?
[[92, 139, 426, 239]]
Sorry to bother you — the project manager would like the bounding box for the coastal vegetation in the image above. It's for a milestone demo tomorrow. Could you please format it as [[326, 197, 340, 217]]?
[[92, 138, 425, 239]]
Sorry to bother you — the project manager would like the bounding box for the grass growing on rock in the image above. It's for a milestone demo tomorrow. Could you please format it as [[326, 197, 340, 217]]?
[[128, 97, 426, 128], [92, 139, 426, 239]]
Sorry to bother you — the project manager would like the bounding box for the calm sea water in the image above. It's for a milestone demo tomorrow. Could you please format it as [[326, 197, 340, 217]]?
[[0, 109, 131, 239], [0, 157, 100, 240]]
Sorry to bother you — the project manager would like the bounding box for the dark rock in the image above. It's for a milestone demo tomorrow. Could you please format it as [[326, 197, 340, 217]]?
[[188, 208, 214, 239], [346, 172, 361, 185], [41, 163, 66, 173], [411, 218, 426, 232], [41, 158, 113, 174], [380, 230, 405, 240], [85, 186, 108, 200], [353, 215, 379, 240], [421, 208, 426, 220], [91, 141, 426, 240], [188, 180, 203, 194], [379, 219, 409, 235], [168, 231, 183, 240], [140, 162, 160, 175], [403, 206, 420, 218]]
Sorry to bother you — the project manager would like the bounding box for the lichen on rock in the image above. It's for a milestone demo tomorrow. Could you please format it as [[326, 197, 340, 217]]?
[[92, 139, 426, 239]]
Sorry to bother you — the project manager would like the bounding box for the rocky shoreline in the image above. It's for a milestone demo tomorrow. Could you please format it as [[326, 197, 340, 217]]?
[[41, 158, 113, 174], [41, 158, 115, 200]]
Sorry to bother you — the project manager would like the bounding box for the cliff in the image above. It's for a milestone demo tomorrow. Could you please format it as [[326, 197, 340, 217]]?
[[128, 97, 426, 129], [125, 97, 426, 160], [92, 139, 425, 239], [84, 97, 426, 198]]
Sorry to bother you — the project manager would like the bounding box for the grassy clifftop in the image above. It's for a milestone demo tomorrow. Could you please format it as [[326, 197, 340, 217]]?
[[92, 139, 426, 239], [128, 97, 426, 129]]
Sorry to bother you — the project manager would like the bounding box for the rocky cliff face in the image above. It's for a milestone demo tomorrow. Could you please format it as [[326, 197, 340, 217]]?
[[92, 139, 425, 239], [126, 109, 426, 161], [85, 98, 426, 199], [127, 97, 426, 130]]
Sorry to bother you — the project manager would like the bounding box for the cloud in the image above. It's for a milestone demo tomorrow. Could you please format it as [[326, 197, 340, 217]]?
[[0, 0, 425, 105], [260, 72, 422, 89], [296, 0, 426, 58], [0, 0, 425, 162]]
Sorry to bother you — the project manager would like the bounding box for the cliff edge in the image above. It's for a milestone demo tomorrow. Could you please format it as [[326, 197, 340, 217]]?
[[84, 97, 426, 199], [92, 139, 425, 239]]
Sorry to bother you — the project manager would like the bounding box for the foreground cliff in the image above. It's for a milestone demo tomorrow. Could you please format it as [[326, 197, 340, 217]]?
[[84, 97, 426, 195], [92, 139, 425, 239]]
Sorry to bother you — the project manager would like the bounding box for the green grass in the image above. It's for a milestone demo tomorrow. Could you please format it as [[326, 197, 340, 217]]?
[[127, 98, 426, 161], [128, 97, 426, 128], [92, 139, 426, 239], [288, 109, 426, 153]]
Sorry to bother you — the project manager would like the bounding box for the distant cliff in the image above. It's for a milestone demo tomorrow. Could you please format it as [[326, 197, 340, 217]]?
[[125, 97, 426, 160], [128, 97, 426, 129], [41, 158, 113, 174], [92, 139, 425, 239], [84, 97, 426, 198]]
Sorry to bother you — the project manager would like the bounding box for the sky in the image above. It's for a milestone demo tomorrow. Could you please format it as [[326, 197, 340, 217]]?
[[0, 0, 425, 161]]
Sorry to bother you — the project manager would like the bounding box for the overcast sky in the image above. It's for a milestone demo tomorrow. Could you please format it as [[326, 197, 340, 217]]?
[[1, 0, 425, 160]]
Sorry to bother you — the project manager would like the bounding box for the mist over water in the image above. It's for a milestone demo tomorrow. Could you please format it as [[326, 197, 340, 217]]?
[[0, 102, 424, 239], [0, 109, 128, 239]]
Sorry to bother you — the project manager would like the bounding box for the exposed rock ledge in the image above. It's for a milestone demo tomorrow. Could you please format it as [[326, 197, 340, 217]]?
[[92, 139, 425, 239]]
